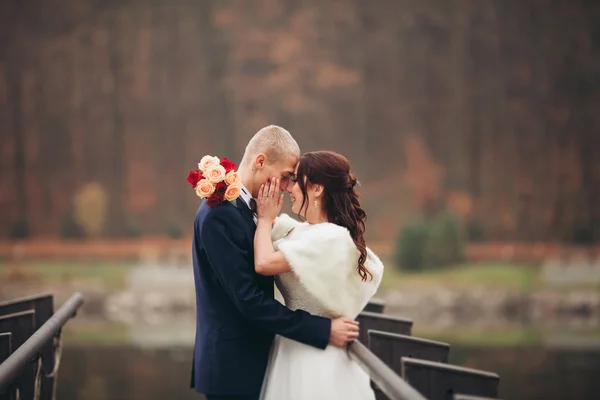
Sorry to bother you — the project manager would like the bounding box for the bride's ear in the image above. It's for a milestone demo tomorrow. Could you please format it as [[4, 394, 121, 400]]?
[[314, 184, 324, 198]]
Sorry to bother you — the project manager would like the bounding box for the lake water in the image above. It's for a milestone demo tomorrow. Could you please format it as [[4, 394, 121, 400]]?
[[55, 321, 600, 400]]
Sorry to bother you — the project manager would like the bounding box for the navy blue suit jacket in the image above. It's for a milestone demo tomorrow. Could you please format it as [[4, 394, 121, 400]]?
[[190, 198, 331, 397]]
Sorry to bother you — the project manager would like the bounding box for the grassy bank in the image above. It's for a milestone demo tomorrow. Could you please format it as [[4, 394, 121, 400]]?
[[379, 261, 540, 291], [414, 325, 543, 346], [379, 260, 600, 291], [2, 259, 597, 293], [0, 260, 133, 290], [59, 318, 600, 347]]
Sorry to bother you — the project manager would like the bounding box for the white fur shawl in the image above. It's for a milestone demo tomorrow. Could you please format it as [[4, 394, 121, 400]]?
[[271, 213, 384, 318]]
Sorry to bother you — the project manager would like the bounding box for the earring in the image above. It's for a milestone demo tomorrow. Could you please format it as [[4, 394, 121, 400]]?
[[314, 200, 318, 208]]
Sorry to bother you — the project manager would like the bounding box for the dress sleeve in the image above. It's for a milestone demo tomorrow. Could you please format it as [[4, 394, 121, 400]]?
[[271, 213, 301, 242]]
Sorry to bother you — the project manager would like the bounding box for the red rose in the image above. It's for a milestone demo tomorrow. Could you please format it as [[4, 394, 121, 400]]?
[[206, 195, 222, 208], [215, 181, 227, 196], [187, 170, 203, 187], [206, 182, 228, 208], [220, 158, 236, 173]]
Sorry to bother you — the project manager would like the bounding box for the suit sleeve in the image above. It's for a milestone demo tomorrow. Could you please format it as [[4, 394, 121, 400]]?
[[200, 209, 331, 350]]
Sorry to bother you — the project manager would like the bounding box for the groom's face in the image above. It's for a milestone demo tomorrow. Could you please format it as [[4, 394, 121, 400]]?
[[254, 153, 297, 196]]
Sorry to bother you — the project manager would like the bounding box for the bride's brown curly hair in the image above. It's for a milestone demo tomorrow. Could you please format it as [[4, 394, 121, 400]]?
[[295, 150, 372, 282]]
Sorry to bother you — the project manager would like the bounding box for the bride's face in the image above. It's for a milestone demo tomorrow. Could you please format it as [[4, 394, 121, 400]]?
[[288, 165, 321, 219], [288, 165, 304, 215]]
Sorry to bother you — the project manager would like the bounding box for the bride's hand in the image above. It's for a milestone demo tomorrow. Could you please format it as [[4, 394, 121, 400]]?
[[256, 177, 284, 223]]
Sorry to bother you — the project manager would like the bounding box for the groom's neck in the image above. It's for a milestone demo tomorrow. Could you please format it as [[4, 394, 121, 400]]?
[[238, 168, 255, 198]]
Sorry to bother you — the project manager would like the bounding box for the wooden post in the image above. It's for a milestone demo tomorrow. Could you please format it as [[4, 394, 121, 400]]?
[[401, 358, 499, 400], [357, 312, 413, 345], [369, 330, 450, 371], [363, 298, 386, 314]]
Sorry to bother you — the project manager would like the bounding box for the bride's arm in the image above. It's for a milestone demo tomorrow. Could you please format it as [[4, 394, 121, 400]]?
[[254, 218, 291, 275]]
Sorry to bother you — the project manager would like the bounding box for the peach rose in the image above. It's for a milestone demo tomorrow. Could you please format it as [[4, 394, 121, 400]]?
[[205, 164, 227, 183], [195, 179, 215, 198], [224, 182, 242, 201], [198, 155, 220, 172], [225, 171, 241, 185]]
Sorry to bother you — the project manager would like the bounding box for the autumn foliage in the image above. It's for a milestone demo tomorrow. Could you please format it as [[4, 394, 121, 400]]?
[[0, 0, 598, 243]]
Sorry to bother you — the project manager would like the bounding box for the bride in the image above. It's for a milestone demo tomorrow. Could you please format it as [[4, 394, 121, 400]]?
[[253, 150, 384, 400]]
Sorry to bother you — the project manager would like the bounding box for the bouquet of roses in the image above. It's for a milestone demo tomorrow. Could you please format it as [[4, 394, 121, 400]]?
[[187, 155, 241, 208]]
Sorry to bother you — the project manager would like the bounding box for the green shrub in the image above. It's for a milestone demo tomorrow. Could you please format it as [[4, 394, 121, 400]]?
[[423, 212, 465, 267], [395, 223, 427, 271], [395, 211, 465, 271], [466, 219, 486, 242], [571, 223, 595, 245], [9, 218, 30, 240]]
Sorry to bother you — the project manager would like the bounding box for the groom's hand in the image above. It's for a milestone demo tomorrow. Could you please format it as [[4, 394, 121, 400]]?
[[329, 317, 359, 347]]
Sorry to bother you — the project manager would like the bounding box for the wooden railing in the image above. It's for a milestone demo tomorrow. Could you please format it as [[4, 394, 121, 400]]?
[[349, 340, 427, 400], [354, 299, 502, 400], [0, 293, 84, 400], [0, 294, 500, 400]]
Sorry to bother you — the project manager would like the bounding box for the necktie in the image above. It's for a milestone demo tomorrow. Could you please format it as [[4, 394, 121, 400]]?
[[249, 198, 257, 216]]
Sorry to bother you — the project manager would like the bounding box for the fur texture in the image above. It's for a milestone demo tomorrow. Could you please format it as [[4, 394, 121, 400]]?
[[272, 214, 384, 318]]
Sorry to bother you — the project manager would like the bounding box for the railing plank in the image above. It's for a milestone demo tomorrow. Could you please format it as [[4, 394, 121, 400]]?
[[369, 330, 450, 370], [357, 312, 413, 344], [364, 298, 386, 313], [0, 311, 36, 400], [401, 358, 500, 400]]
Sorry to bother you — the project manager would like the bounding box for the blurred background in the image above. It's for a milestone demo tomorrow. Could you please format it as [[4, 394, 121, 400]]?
[[1, 0, 599, 399]]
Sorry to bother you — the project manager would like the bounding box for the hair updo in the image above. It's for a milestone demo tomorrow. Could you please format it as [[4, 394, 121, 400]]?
[[295, 151, 371, 281]]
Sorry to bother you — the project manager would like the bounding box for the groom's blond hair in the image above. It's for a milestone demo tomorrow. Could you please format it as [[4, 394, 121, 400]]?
[[240, 125, 300, 168]]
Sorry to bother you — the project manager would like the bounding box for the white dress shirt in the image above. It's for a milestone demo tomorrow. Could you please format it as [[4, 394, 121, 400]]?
[[239, 184, 257, 224]]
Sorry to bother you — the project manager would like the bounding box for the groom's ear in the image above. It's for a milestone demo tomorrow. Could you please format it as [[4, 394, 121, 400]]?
[[254, 153, 266, 169]]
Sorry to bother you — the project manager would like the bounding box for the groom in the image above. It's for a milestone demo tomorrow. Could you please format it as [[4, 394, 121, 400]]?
[[190, 125, 360, 400]]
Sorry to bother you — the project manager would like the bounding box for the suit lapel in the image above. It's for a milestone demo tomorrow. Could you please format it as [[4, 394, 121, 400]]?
[[236, 197, 256, 229]]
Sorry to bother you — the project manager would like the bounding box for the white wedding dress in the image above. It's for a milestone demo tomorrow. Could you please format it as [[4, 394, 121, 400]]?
[[259, 214, 384, 400]]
